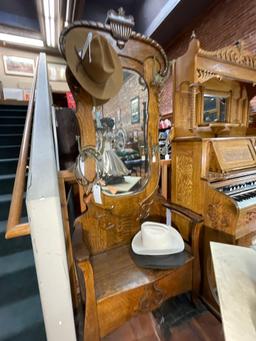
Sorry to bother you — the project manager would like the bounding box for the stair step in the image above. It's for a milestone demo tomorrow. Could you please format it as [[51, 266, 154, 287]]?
[[0, 116, 26, 124], [0, 229, 31, 257], [0, 158, 18, 175], [0, 295, 46, 340], [0, 248, 35, 277], [0, 107, 27, 117], [0, 173, 28, 195], [0, 134, 23, 146], [0, 193, 12, 202], [2, 321, 46, 341], [0, 174, 15, 195], [0, 124, 25, 134], [0, 104, 27, 109], [0, 266, 38, 307], [0, 145, 21, 159], [0, 220, 6, 234], [0, 193, 27, 221]]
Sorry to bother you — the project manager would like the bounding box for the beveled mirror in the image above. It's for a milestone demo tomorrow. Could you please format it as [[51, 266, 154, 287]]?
[[94, 69, 149, 196]]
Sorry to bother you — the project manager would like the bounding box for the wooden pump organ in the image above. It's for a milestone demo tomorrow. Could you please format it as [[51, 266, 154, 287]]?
[[171, 37, 256, 311]]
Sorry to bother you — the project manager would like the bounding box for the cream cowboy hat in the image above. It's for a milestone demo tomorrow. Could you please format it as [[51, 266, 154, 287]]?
[[64, 28, 123, 103], [131, 221, 184, 256]]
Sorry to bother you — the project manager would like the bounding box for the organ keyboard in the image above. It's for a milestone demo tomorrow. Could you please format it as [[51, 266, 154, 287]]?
[[202, 137, 256, 241], [218, 180, 256, 208]]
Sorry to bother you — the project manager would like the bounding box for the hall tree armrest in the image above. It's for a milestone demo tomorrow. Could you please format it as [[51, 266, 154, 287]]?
[[163, 202, 203, 225], [72, 223, 100, 340], [163, 202, 203, 300]]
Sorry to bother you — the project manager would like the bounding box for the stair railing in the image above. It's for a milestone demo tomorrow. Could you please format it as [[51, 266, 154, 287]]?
[[5, 58, 38, 239], [18, 52, 76, 340]]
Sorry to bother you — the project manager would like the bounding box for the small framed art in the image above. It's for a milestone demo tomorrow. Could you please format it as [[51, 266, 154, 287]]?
[[3, 56, 35, 77], [48, 63, 66, 82], [131, 96, 140, 124]]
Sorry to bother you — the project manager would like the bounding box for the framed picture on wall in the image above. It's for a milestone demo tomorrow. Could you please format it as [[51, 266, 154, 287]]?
[[131, 96, 140, 124], [48, 63, 66, 82], [3, 56, 35, 77]]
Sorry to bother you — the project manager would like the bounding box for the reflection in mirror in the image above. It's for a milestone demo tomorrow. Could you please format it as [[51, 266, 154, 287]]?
[[203, 94, 228, 123], [94, 69, 149, 196]]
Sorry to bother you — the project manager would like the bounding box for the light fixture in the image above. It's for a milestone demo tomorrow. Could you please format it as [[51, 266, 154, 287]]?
[[43, 0, 55, 47], [0, 33, 44, 47], [65, 0, 76, 28], [65, 0, 71, 27]]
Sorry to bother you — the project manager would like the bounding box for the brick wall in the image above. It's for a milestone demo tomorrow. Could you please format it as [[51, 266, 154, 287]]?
[[101, 71, 148, 145], [160, 0, 256, 115]]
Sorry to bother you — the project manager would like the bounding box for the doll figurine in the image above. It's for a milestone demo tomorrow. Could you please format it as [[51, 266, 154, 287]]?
[[97, 117, 129, 185]]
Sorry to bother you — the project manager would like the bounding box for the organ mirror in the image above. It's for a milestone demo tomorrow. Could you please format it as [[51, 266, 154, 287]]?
[[202, 92, 230, 124]]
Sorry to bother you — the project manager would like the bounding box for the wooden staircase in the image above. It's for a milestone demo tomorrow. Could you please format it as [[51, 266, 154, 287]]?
[[0, 104, 46, 341]]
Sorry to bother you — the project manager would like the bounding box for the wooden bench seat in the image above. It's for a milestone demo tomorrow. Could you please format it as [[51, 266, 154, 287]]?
[[92, 244, 194, 336], [73, 203, 203, 340], [92, 244, 193, 301]]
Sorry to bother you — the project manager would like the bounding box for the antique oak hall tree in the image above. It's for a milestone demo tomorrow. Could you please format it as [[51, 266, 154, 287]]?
[[60, 8, 203, 340]]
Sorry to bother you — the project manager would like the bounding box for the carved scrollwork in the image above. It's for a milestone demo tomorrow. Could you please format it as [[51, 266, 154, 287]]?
[[137, 199, 154, 221], [152, 60, 172, 88], [245, 210, 256, 225], [199, 42, 256, 70], [139, 283, 165, 313], [196, 68, 222, 83], [105, 7, 135, 49]]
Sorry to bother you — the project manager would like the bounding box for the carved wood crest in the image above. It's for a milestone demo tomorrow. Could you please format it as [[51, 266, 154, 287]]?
[[199, 42, 256, 70], [106, 7, 135, 49]]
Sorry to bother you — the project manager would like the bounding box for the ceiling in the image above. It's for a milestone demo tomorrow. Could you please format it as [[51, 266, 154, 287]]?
[[0, 0, 215, 54]]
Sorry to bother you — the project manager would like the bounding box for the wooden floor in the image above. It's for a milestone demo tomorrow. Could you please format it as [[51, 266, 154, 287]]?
[[103, 311, 224, 341], [102, 313, 161, 341], [102, 295, 225, 341]]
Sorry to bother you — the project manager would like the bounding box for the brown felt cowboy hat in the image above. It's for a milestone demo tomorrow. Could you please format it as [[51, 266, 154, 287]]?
[[64, 28, 123, 104]]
